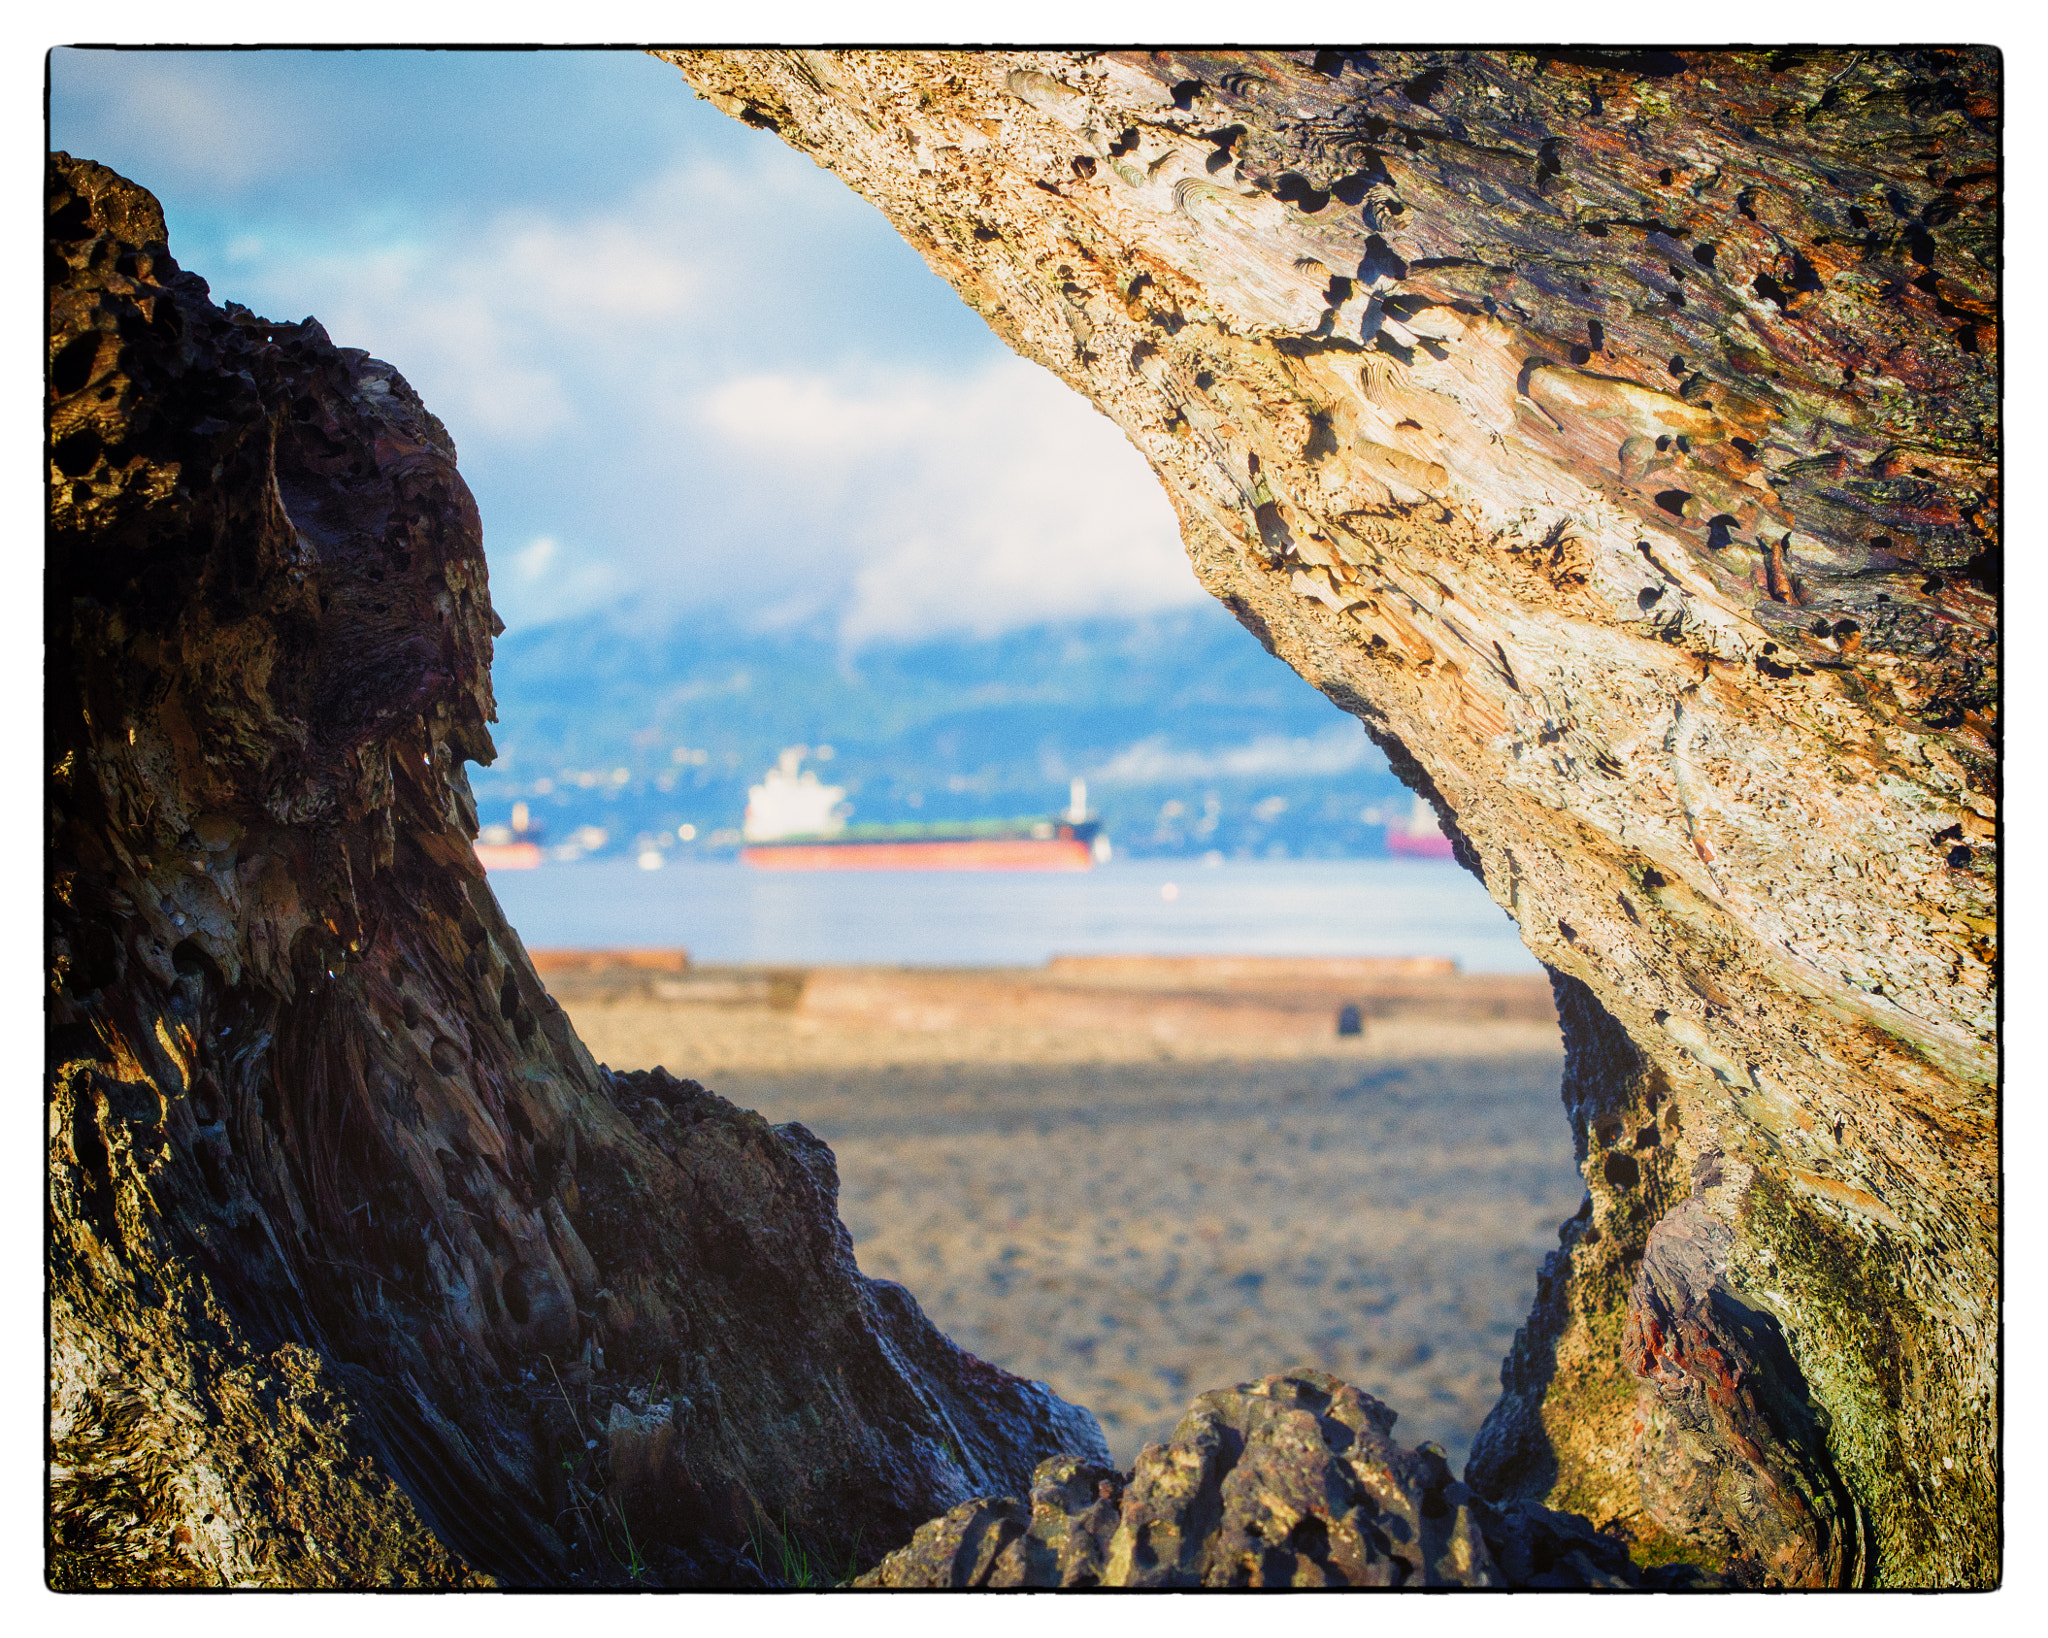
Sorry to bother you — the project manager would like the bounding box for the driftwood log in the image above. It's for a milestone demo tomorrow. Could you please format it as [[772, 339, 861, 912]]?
[[47, 40, 1997, 1592], [657, 48, 1998, 1588], [46, 152, 1103, 1589]]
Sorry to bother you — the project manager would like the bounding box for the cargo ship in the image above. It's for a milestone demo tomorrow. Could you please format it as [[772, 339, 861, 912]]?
[[475, 802, 544, 871], [1385, 794, 1456, 859], [739, 748, 1109, 872]]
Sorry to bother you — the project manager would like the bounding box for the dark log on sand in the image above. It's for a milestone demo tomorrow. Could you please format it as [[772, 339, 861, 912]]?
[[46, 151, 1102, 1589]]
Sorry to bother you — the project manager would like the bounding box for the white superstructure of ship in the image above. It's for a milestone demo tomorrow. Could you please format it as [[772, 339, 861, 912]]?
[[741, 748, 1106, 872]]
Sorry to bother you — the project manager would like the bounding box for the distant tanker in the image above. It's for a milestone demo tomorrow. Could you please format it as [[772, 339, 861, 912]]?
[[475, 800, 544, 871], [1385, 794, 1455, 859]]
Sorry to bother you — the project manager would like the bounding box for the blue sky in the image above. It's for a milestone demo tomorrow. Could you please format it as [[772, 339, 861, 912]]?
[[49, 47, 1198, 642]]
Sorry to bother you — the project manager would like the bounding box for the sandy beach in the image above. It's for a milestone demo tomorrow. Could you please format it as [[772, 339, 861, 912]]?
[[546, 955, 1580, 1471]]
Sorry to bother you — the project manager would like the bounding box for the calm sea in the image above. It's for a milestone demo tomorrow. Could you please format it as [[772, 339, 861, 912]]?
[[487, 857, 1541, 973]]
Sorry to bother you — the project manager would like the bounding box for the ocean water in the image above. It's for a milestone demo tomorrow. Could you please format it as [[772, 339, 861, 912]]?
[[487, 856, 1542, 973]]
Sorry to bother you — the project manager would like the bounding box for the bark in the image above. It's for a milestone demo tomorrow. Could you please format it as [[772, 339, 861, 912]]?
[[45, 152, 1106, 1590], [661, 48, 1999, 1588]]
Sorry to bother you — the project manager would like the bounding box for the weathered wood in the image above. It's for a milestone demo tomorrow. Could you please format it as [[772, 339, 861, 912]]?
[[661, 47, 1999, 1587], [45, 152, 1106, 1589]]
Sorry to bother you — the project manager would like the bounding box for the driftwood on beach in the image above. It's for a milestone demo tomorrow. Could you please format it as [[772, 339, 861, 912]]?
[[47, 152, 1102, 1589], [661, 48, 1998, 1587], [48, 42, 1996, 1591]]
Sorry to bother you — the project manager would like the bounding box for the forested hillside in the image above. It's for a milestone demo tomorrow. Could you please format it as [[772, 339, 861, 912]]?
[[477, 602, 1417, 859]]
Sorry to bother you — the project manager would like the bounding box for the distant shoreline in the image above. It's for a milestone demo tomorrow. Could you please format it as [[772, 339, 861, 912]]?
[[540, 954, 1559, 1074]]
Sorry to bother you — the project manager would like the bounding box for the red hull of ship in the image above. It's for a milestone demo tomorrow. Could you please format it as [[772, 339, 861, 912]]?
[[475, 841, 544, 870], [1386, 833, 1456, 859], [742, 838, 1094, 872]]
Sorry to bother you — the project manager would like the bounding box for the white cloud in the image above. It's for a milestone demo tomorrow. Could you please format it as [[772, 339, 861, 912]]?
[[490, 537, 620, 632], [1087, 727, 1377, 786], [700, 357, 1203, 643], [221, 157, 789, 450], [513, 537, 559, 579], [236, 236, 574, 443], [187, 147, 1203, 645], [495, 211, 699, 324]]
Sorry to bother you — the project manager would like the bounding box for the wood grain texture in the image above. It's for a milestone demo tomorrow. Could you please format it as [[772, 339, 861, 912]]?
[[662, 47, 1999, 1586]]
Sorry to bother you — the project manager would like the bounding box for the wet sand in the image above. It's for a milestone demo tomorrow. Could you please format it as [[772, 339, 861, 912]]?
[[551, 959, 1581, 1471]]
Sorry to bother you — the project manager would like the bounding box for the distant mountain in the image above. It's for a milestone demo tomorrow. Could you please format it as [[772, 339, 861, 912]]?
[[470, 600, 1421, 861]]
